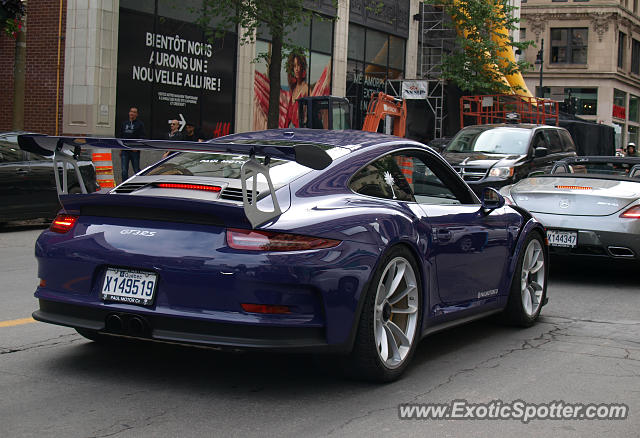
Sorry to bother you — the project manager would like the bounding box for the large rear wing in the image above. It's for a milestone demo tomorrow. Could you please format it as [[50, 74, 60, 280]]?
[[18, 134, 334, 228]]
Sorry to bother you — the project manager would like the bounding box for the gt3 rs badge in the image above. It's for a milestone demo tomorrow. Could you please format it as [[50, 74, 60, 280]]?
[[120, 229, 157, 237]]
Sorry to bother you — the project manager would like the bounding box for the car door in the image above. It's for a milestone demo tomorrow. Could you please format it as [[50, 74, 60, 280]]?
[[26, 150, 61, 216], [529, 129, 555, 175], [394, 149, 512, 307], [0, 138, 32, 221], [542, 128, 568, 166]]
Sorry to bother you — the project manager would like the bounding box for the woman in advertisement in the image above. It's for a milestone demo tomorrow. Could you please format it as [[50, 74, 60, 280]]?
[[283, 52, 309, 128], [253, 46, 331, 130]]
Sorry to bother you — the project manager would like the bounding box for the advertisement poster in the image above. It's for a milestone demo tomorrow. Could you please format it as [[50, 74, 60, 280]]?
[[116, 8, 236, 139], [253, 41, 332, 130]]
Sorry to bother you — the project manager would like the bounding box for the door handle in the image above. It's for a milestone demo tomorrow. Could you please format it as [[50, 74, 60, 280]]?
[[16, 168, 28, 174]]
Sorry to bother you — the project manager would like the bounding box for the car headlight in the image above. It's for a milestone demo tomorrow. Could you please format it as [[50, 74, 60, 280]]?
[[488, 167, 514, 179]]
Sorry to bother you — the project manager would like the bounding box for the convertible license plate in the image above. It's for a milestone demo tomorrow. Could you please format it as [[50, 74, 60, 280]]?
[[546, 230, 577, 248], [101, 268, 157, 306]]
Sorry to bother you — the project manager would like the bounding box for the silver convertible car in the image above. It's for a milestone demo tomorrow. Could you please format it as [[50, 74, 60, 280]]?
[[500, 156, 640, 260]]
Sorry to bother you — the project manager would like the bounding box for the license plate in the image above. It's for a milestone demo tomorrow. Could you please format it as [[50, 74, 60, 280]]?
[[546, 230, 578, 248], [101, 268, 157, 306]]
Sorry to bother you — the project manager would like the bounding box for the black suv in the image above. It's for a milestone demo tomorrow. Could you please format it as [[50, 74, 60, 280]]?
[[441, 124, 577, 193]]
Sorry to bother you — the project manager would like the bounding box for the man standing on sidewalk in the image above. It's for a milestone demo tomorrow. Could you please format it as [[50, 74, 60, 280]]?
[[119, 106, 145, 181]]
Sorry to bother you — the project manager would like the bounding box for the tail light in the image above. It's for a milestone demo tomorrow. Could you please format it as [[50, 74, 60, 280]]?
[[50, 214, 78, 233], [155, 183, 221, 192], [227, 228, 341, 251], [620, 205, 640, 218]]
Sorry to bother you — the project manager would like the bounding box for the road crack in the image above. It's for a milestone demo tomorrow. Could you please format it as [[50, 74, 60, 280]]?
[[0, 333, 80, 356]]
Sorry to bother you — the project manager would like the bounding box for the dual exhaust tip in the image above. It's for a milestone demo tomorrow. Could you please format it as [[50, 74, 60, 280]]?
[[105, 313, 149, 337]]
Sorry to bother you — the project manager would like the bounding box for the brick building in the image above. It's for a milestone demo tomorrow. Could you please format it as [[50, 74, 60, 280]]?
[[0, 0, 67, 134]]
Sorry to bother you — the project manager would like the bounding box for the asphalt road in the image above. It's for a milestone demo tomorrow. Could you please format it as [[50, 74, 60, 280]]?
[[1, 224, 639, 437]]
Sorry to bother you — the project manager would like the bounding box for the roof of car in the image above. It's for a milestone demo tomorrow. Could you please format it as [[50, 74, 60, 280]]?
[[215, 128, 417, 152]]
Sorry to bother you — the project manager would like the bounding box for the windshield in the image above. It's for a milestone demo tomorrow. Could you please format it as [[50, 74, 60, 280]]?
[[446, 127, 531, 155]]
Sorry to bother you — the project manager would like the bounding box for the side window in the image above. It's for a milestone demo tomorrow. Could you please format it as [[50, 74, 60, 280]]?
[[0, 142, 25, 163], [559, 130, 576, 152], [350, 154, 414, 201], [532, 132, 548, 150], [543, 130, 563, 154], [394, 150, 476, 205]]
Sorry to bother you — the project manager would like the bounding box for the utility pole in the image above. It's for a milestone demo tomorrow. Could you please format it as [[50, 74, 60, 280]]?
[[535, 39, 544, 98]]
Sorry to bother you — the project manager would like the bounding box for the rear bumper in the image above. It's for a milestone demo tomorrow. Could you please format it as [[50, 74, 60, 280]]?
[[533, 213, 640, 259], [34, 299, 350, 353]]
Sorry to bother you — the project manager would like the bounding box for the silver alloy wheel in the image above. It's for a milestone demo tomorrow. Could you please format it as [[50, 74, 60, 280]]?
[[520, 239, 545, 317], [373, 257, 419, 369]]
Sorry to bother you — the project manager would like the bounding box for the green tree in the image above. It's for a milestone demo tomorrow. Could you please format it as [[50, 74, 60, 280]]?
[[429, 0, 533, 94], [199, 0, 327, 129]]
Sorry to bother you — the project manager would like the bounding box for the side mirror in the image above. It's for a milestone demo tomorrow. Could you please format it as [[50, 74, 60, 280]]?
[[534, 147, 548, 158], [481, 187, 505, 211]]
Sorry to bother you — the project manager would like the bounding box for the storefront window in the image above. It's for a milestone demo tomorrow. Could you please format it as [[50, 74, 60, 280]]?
[[157, 0, 202, 23], [312, 16, 333, 53], [116, 1, 237, 139], [613, 122, 624, 149], [120, 0, 154, 13], [346, 24, 406, 128], [254, 17, 334, 130], [365, 29, 389, 66], [613, 89, 627, 120], [389, 36, 405, 70], [565, 88, 597, 116]]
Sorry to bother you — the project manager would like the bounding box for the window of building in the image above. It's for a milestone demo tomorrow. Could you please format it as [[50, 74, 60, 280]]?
[[566, 88, 597, 116], [632, 39, 640, 74], [346, 24, 407, 128], [254, 15, 334, 129], [619, 32, 626, 69], [628, 125, 638, 145], [613, 122, 624, 149], [550, 28, 588, 64], [614, 89, 627, 120], [630, 95, 640, 122]]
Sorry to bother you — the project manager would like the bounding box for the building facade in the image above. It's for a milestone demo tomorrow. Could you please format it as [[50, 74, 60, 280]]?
[[521, 0, 640, 148], [0, 0, 426, 139]]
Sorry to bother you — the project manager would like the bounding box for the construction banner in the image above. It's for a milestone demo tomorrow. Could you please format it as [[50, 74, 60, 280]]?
[[402, 81, 428, 99]]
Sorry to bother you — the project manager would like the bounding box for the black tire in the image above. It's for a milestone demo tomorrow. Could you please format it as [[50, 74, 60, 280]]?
[[502, 231, 548, 327], [68, 185, 83, 194], [345, 246, 423, 382]]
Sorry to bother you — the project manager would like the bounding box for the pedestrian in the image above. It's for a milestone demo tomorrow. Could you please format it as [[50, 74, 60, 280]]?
[[166, 119, 184, 141], [118, 106, 145, 182], [183, 123, 201, 142], [163, 119, 185, 158], [627, 143, 638, 157]]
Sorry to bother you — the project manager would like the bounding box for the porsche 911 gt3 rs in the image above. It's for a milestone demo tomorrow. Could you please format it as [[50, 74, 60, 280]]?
[[19, 129, 548, 381]]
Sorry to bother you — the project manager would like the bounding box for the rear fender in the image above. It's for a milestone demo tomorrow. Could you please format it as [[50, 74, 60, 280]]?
[[502, 217, 547, 300]]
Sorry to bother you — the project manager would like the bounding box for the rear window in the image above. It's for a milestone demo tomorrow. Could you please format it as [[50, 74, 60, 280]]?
[[144, 147, 347, 187], [446, 127, 531, 155]]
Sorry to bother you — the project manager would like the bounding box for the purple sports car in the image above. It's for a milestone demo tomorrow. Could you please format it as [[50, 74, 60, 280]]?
[[19, 129, 548, 381]]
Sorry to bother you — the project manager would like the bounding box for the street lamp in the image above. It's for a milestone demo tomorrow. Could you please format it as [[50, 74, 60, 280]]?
[[535, 39, 544, 98]]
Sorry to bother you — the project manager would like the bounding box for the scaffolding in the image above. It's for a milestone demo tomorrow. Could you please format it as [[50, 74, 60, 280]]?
[[419, 3, 456, 139]]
